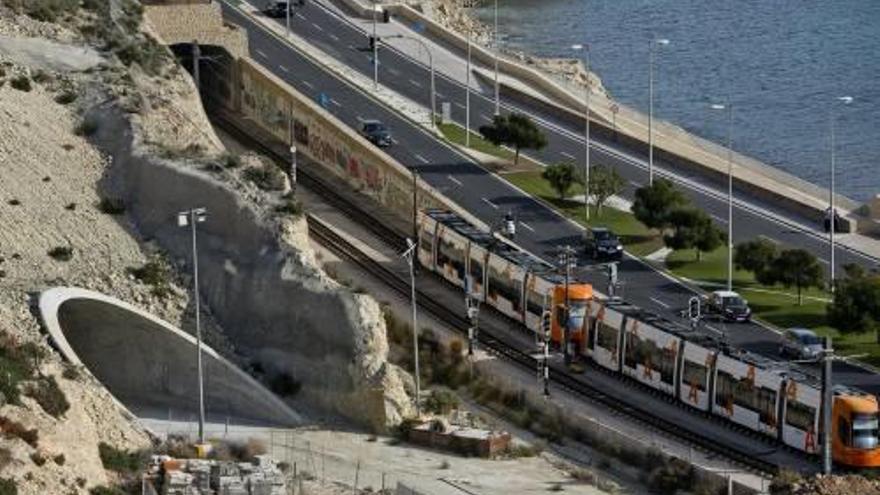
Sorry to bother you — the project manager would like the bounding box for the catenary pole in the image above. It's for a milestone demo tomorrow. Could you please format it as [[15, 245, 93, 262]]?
[[493, 0, 499, 115], [466, 27, 471, 147]]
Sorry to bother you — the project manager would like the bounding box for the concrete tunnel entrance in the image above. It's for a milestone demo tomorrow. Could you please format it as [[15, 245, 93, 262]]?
[[39, 288, 300, 427]]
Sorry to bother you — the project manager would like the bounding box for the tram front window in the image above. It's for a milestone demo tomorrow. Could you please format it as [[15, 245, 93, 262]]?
[[567, 301, 587, 332], [852, 413, 880, 449]]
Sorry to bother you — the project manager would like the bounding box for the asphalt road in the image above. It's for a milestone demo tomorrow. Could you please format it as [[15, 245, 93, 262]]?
[[217, 1, 880, 393]]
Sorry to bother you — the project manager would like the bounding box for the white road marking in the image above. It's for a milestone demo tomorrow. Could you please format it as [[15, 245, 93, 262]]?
[[758, 234, 780, 244], [279, 65, 289, 73], [312, 23, 323, 32], [330, 98, 342, 107], [560, 151, 576, 160], [447, 175, 463, 186], [391, 138, 399, 145], [817, 258, 830, 265], [329, 34, 339, 42], [388, 68, 401, 76], [436, 92, 446, 99], [301, 80, 314, 89], [705, 325, 725, 337], [256, 49, 268, 58], [629, 180, 642, 188], [409, 79, 422, 88], [295, 12, 305, 20], [454, 102, 466, 110], [519, 221, 535, 232], [480, 114, 492, 122], [482, 197, 499, 209], [710, 214, 728, 224], [649, 297, 670, 309], [356, 116, 365, 122], [414, 154, 429, 164], [347, 44, 356, 51]]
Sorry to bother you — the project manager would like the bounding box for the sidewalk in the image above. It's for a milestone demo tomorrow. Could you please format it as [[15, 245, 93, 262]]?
[[313, 0, 880, 263]]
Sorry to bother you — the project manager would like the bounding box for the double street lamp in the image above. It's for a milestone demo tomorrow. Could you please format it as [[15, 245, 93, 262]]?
[[648, 38, 670, 185], [571, 43, 591, 222], [493, 0, 500, 116], [709, 102, 734, 292], [829, 95, 854, 291]]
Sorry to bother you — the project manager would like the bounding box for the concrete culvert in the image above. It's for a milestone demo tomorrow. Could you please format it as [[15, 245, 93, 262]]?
[[39, 287, 301, 427]]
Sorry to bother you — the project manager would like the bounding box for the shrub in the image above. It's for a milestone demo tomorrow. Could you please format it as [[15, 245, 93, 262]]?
[[127, 258, 171, 287], [0, 478, 16, 495], [6, 199, 19, 206], [0, 336, 43, 404], [769, 469, 803, 495], [0, 448, 12, 470], [115, 36, 165, 76], [243, 165, 286, 192], [47, 246, 74, 261], [98, 442, 148, 473], [89, 487, 126, 495], [53, 453, 65, 466], [74, 116, 99, 137], [647, 457, 694, 494], [98, 197, 125, 215], [31, 70, 52, 84], [26, 376, 70, 418], [424, 388, 459, 415], [275, 198, 304, 217], [54, 91, 77, 105], [0, 417, 39, 448], [223, 154, 242, 168], [62, 363, 80, 381], [268, 372, 301, 398], [30, 452, 46, 466], [10, 75, 31, 92]]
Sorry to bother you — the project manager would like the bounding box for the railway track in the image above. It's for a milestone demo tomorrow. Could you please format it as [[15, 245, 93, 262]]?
[[209, 110, 781, 476]]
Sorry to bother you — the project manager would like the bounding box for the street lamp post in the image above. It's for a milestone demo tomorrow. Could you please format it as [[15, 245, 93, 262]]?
[[387, 35, 435, 129], [648, 38, 669, 185], [372, 1, 379, 90], [829, 96, 854, 292], [402, 238, 421, 417], [493, 0, 500, 116], [572, 43, 591, 222], [177, 207, 208, 447], [466, 26, 472, 147], [286, 0, 291, 38], [289, 145, 298, 197], [710, 102, 734, 292]]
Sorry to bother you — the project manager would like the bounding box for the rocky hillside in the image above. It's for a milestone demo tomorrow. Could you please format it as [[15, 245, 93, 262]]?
[[0, 0, 410, 493]]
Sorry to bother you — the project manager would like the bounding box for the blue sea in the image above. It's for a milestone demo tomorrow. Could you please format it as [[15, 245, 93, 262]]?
[[474, 0, 880, 202]]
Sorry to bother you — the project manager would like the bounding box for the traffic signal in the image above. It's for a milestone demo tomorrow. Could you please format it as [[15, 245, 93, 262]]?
[[541, 310, 552, 341], [688, 296, 701, 321], [369, 36, 378, 51]]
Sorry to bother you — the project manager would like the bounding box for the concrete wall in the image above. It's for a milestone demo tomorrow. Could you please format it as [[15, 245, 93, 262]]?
[[144, 2, 249, 59], [90, 106, 397, 431], [39, 288, 301, 426]]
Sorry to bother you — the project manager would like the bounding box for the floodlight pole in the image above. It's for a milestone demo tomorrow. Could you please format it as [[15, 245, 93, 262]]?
[[178, 208, 207, 445], [403, 239, 421, 417], [822, 336, 833, 475]]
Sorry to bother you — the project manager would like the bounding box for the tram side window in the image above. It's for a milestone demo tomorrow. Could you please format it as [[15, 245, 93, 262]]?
[[488, 266, 518, 305], [469, 257, 484, 285], [513, 279, 523, 312], [527, 290, 544, 318], [756, 386, 778, 426], [715, 371, 735, 408], [436, 238, 451, 269], [682, 360, 707, 392], [439, 239, 466, 280], [624, 332, 643, 369], [420, 228, 433, 258], [657, 346, 676, 385], [785, 400, 816, 431], [839, 417, 852, 446], [597, 322, 619, 354], [733, 376, 757, 414]]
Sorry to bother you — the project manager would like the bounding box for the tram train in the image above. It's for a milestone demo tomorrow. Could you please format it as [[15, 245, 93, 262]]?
[[417, 209, 880, 468]]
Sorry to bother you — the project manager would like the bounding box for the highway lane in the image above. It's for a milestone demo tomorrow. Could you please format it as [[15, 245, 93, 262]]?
[[217, 3, 880, 393], [256, 0, 876, 276]]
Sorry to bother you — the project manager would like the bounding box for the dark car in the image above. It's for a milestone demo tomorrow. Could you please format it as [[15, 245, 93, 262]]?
[[264, 1, 289, 18], [824, 207, 845, 233], [704, 290, 752, 323], [584, 227, 623, 260], [359, 120, 392, 147], [779, 328, 824, 360]]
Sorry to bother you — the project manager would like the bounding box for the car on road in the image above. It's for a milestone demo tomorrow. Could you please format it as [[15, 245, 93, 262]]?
[[359, 120, 393, 147], [703, 290, 752, 322], [584, 227, 623, 260], [264, 1, 290, 17], [779, 328, 824, 361], [824, 207, 845, 233]]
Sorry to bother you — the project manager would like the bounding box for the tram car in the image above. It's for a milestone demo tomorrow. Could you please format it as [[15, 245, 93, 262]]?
[[417, 209, 880, 468]]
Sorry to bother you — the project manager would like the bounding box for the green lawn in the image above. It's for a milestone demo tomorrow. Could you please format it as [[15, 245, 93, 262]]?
[[437, 122, 515, 161], [504, 171, 663, 257], [666, 247, 880, 367]]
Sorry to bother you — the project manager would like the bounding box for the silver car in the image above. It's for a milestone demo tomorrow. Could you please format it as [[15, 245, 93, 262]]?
[[779, 328, 824, 360]]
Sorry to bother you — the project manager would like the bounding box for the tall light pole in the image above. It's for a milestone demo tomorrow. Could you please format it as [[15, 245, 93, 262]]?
[[387, 35, 435, 129], [466, 26, 472, 147], [829, 95, 853, 292], [648, 38, 669, 185], [572, 43, 591, 222], [286, 0, 291, 38], [177, 207, 208, 446], [372, 1, 379, 90], [557, 245, 576, 366], [493, 0, 500, 116], [289, 145, 298, 197], [710, 102, 734, 292], [402, 238, 421, 417]]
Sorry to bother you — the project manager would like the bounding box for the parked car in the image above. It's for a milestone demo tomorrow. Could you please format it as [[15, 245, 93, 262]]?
[[703, 290, 752, 322], [824, 207, 845, 233], [264, 1, 289, 17], [584, 227, 623, 260], [779, 328, 824, 361], [359, 120, 393, 147]]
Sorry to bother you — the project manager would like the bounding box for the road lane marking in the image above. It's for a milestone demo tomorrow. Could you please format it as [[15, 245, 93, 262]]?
[[409, 79, 422, 88], [388, 68, 400, 76], [710, 214, 728, 224], [480, 114, 492, 122], [312, 23, 323, 32], [705, 325, 724, 337], [649, 297, 670, 308], [519, 221, 535, 232], [629, 181, 642, 188], [454, 102, 466, 110], [817, 258, 830, 265], [482, 197, 499, 209], [560, 151, 576, 160], [279, 65, 289, 73], [414, 154, 429, 164], [329, 34, 339, 42], [295, 12, 305, 20], [256, 49, 268, 58], [758, 234, 780, 244], [347, 44, 356, 51], [436, 92, 445, 99], [448, 175, 462, 186], [330, 98, 342, 107], [356, 115, 365, 122], [301, 80, 314, 89]]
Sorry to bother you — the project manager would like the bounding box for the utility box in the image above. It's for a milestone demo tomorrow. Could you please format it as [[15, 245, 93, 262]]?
[[383, 9, 391, 23], [441, 102, 451, 123]]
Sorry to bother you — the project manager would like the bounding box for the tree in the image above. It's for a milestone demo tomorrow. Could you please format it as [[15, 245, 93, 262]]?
[[632, 178, 688, 231], [542, 162, 576, 200], [767, 249, 824, 305], [578, 164, 625, 214], [828, 264, 880, 340], [663, 208, 725, 260], [734, 239, 778, 285], [479, 112, 548, 165]]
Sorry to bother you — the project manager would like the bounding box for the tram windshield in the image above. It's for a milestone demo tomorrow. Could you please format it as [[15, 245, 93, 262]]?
[[852, 413, 880, 450], [567, 300, 588, 331]]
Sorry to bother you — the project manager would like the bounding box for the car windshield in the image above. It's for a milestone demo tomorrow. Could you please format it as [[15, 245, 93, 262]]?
[[594, 231, 615, 241], [799, 334, 822, 345], [365, 123, 386, 133], [723, 296, 746, 307]]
